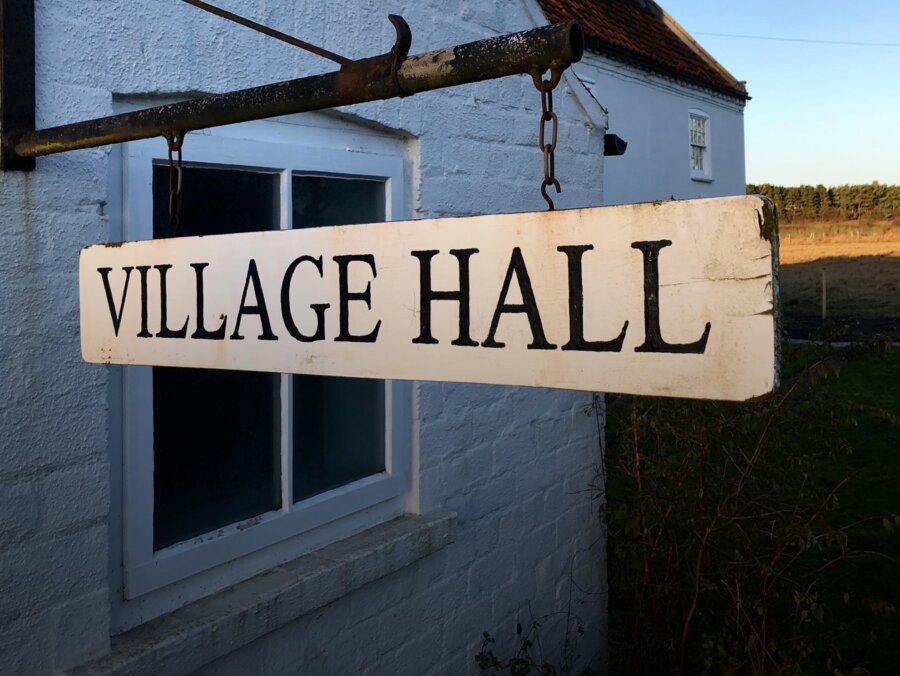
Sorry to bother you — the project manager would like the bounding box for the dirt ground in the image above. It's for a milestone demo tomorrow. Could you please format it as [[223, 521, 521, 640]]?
[[778, 225, 899, 336]]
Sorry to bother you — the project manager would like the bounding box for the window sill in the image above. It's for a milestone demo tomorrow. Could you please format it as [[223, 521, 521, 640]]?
[[691, 175, 714, 183], [67, 511, 456, 676]]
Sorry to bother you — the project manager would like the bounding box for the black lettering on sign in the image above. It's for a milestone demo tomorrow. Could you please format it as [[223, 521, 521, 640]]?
[[333, 254, 381, 343], [631, 240, 711, 354], [136, 265, 152, 338], [410, 248, 479, 347], [190, 263, 227, 340], [557, 245, 628, 352], [97, 266, 133, 337], [281, 255, 330, 342], [154, 264, 189, 339], [482, 247, 557, 350], [230, 259, 278, 341]]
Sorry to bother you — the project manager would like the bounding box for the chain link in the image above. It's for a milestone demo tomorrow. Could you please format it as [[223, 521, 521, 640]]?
[[165, 132, 184, 235], [533, 70, 562, 211]]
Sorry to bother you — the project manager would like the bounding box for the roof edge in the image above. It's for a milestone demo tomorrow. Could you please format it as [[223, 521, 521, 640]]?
[[584, 37, 750, 101], [521, 0, 610, 129], [648, 0, 749, 99]]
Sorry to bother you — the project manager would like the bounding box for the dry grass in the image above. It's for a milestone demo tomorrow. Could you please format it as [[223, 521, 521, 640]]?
[[778, 222, 900, 320], [780, 220, 899, 245]]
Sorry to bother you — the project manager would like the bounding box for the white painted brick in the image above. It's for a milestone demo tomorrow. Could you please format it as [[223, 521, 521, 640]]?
[[440, 532, 478, 574], [0, 1, 624, 674], [467, 545, 516, 598], [520, 489, 546, 526], [472, 512, 500, 557], [0, 525, 107, 622], [496, 507, 525, 549], [556, 505, 589, 549], [0, 480, 43, 546], [0, 606, 54, 676], [521, 522, 559, 571], [393, 622, 444, 674], [0, 462, 108, 548], [465, 471, 517, 520], [491, 578, 532, 624], [516, 456, 558, 498], [51, 591, 111, 671], [443, 442, 493, 495], [440, 596, 492, 659]]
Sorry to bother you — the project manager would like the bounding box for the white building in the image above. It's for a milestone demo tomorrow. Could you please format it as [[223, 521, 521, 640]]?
[[0, 1, 746, 674], [535, 0, 749, 205]]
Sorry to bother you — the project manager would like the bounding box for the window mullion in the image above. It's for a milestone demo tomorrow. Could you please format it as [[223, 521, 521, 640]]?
[[281, 168, 293, 231], [281, 375, 293, 510], [280, 167, 294, 510]]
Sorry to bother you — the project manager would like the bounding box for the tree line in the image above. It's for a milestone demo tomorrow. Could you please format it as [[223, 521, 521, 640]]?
[[746, 182, 899, 222]]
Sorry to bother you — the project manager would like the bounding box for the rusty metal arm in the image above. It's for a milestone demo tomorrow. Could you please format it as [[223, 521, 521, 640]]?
[[3, 18, 583, 166]]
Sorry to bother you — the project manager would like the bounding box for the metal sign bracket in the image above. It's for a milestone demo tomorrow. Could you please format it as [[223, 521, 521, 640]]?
[[0, 0, 582, 171]]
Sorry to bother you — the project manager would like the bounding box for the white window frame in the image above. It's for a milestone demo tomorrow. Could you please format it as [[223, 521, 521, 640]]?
[[118, 124, 412, 602], [689, 109, 713, 182]]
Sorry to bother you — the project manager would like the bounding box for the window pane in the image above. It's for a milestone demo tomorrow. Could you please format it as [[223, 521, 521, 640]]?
[[152, 164, 280, 239], [292, 376, 386, 501], [151, 165, 282, 550], [691, 145, 704, 172], [690, 116, 706, 146], [292, 175, 385, 228], [153, 369, 281, 549], [292, 175, 387, 502]]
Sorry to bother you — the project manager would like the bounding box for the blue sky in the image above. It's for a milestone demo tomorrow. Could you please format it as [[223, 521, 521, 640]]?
[[661, 0, 900, 186]]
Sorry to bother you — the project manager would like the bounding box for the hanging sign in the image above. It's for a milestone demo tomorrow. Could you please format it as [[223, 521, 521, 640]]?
[[80, 196, 778, 401]]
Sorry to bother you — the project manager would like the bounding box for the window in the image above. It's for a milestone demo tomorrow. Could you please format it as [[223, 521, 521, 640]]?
[[115, 119, 412, 613], [689, 110, 712, 181]]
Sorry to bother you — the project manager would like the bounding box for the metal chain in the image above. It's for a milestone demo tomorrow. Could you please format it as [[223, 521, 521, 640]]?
[[164, 132, 184, 235], [533, 70, 562, 211]]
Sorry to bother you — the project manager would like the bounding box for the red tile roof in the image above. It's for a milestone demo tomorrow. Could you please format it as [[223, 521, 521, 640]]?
[[537, 0, 748, 99]]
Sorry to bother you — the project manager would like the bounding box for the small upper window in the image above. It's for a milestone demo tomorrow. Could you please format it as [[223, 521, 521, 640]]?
[[689, 110, 712, 181]]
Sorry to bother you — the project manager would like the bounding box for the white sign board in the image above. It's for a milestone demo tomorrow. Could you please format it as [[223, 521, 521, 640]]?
[[80, 196, 778, 401]]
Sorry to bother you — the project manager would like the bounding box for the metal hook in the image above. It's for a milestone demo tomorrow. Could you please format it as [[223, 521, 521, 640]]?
[[164, 131, 185, 234], [541, 178, 561, 211], [388, 15, 412, 97]]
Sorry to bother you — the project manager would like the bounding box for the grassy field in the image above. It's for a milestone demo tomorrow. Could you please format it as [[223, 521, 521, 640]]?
[[778, 221, 899, 333]]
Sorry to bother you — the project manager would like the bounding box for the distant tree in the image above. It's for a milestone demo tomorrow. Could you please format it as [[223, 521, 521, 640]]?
[[747, 182, 898, 222], [814, 184, 829, 218]]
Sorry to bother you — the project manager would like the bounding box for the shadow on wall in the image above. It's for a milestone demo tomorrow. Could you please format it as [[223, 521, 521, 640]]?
[[779, 255, 900, 339]]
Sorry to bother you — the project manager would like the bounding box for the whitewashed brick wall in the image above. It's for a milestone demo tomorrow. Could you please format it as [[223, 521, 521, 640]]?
[[0, 1, 608, 673]]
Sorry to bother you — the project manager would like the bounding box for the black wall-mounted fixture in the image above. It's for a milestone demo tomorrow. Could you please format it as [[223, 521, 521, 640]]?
[[604, 134, 627, 157]]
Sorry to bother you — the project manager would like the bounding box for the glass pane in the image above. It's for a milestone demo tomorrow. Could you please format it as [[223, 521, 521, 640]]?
[[151, 165, 282, 550], [691, 145, 704, 172], [292, 376, 386, 501], [690, 116, 706, 146], [152, 164, 280, 239], [153, 369, 281, 549], [291, 175, 387, 502], [292, 175, 385, 228]]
